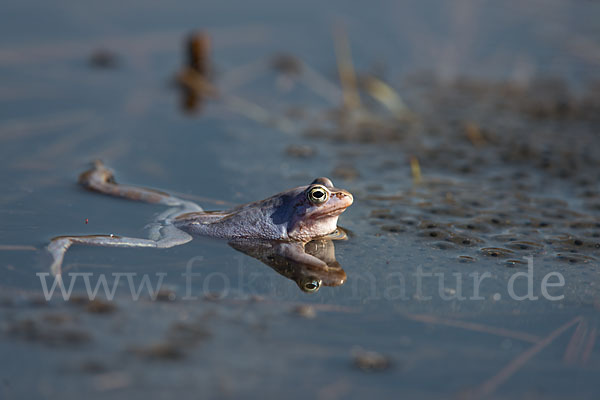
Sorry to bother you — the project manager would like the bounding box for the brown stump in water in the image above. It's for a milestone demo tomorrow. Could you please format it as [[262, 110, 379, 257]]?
[[176, 31, 216, 113]]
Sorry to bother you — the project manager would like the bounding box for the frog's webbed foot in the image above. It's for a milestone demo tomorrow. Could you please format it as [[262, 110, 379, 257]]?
[[48, 227, 193, 277]]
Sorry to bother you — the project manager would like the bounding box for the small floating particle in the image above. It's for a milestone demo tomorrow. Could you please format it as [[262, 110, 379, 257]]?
[[480, 247, 514, 258], [292, 304, 316, 319], [156, 289, 177, 302], [85, 299, 117, 314], [285, 144, 316, 158], [80, 360, 107, 374], [167, 322, 211, 346], [369, 209, 395, 220], [380, 225, 405, 233], [89, 49, 118, 69], [203, 292, 224, 301], [271, 53, 302, 75], [69, 297, 117, 314], [431, 241, 457, 250], [42, 313, 72, 325], [444, 288, 456, 296], [352, 348, 392, 371], [8, 318, 91, 345], [92, 371, 131, 391], [130, 343, 184, 361], [505, 259, 527, 267]]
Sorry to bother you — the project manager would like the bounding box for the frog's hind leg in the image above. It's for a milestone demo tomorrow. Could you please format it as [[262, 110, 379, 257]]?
[[48, 161, 201, 276], [48, 225, 192, 277], [78, 160, 202, 211]]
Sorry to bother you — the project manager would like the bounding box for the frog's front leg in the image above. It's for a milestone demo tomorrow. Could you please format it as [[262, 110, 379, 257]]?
[[48, 225, 192, 277], [276, 242, 329, 269]]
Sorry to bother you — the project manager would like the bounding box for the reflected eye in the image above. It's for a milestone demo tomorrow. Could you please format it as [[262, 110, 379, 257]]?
[[307, 185, 329, 205], [302, 279, 321, 293]]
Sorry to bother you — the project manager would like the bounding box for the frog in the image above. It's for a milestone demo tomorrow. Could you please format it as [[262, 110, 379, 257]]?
[[48, 161, 354, 281]]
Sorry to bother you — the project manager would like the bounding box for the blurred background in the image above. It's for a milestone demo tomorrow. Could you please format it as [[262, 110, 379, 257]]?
[[1, 0, 599, 399]]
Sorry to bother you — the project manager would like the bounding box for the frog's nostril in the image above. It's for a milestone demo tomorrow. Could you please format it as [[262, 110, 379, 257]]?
[[345, 193, 354, 204]]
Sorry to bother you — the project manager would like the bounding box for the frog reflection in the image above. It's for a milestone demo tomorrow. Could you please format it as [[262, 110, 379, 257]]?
[[228, 231, 347, 293]]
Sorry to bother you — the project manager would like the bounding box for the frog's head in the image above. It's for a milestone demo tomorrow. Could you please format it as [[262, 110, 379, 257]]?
[[283, 177, 353, 241]]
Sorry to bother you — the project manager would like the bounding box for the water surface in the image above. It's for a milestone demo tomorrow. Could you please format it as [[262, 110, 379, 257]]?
[[1, 1, 599, 398]]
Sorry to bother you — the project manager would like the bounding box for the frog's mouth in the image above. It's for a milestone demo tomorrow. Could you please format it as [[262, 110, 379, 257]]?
[[309, 205, 349, 220]]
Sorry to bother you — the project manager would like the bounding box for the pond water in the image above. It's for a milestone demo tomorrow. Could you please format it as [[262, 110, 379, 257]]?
[[1, 0, 599, 399]]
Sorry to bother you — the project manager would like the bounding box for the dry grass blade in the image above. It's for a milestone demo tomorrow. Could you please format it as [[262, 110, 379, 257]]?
[[299, 61, 343, 105], [563, 319, 588, 365], [333, 23, 360, 110], [410, 156, 422, 185], [581, 326, 597, 365], [219, 58, 269, 93], [401, 312, 541, 343], [361, 75, 413, 119], [223, 95, 295, 134], [465, 316, 583, 399]]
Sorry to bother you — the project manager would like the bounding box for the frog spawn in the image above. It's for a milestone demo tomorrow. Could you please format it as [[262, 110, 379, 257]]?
[[368, 185, 600, 267]]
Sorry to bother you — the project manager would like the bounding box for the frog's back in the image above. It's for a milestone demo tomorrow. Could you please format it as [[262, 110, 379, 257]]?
[[173, 194, 292, 240]]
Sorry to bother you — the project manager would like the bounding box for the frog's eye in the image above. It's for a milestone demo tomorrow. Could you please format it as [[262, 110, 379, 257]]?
[[307, 185, 329, 205]]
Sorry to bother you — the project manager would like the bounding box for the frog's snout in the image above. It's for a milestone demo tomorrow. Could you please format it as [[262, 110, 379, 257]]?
[[335, 190, 353, 207]]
